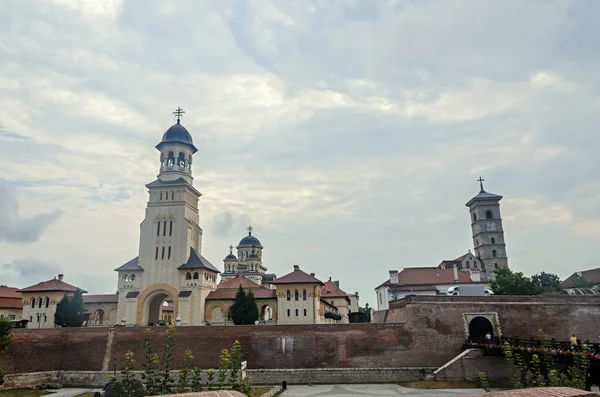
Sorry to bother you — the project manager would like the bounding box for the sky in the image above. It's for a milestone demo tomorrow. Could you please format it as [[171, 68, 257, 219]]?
[[1, 0, 600, 305]]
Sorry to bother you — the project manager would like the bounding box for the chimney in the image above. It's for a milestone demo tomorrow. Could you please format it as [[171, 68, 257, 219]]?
[[310, 273, 315, 277], [334, 280, 340, 288], [453, 265, 459, 282], [389, 270, 399, 285], [293, 265, 299, 271], [58, 274, 64, 281]]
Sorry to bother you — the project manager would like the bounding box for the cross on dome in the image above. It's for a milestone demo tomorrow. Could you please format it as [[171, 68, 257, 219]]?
[[477, 176, 485, 192], [173, 106, 185, 124], [229, 245, 234, 253], [247, 225, 254, 235]]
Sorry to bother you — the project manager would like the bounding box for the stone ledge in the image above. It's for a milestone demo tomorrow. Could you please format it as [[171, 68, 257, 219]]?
[[460, 387, 599, 397], [161, 392, 246, 397]]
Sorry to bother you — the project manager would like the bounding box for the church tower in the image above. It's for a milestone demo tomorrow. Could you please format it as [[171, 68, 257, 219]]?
[[466, 178, 509, 275], [114, 108, 220, 326]]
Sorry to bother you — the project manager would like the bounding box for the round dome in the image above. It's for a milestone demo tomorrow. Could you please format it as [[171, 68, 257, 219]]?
[[237, 234, 263, 249], [224, 253, 238, 262], [156, 122, 198, 153]]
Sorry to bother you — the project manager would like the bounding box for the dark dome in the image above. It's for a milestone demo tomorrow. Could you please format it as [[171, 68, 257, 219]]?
[[155, 122, 198, 153], [237, 234, 263, 249], [224, 253, 238, 262]]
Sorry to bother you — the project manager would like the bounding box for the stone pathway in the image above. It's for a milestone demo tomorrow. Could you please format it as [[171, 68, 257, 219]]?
[[281, 384, 488, 397], [47, 388, 100, 397]]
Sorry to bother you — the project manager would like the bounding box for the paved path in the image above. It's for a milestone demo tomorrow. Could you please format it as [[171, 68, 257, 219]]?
[[281, 384, 488, 397], [48, 388, 100, 397]]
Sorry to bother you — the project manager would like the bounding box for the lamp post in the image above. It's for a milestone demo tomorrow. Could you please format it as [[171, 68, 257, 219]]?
[[113, 358, 118, 377]]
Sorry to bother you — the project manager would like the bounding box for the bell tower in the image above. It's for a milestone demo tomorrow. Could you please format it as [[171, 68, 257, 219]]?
[[466, 177, 509, 276]]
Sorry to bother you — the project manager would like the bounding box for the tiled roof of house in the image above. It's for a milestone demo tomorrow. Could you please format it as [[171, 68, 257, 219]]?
[[321, 279, 351, 302], [0, 297, 23, 309], [83, 294, 118, 304], [115, 257, 144, 272], [271, 265, 324, 285], [0, 286, 21, 299], [18, 278, 87, 293], [376, 267, 479, 290], [561, 267, 600, 288], [217, 274, 262, 290]]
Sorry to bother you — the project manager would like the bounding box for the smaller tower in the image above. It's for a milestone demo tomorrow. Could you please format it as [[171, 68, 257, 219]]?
[[221, 245, 238, 282], [466, 177, 509, 276]]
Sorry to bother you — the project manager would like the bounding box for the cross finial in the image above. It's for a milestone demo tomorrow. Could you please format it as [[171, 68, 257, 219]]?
[[477, 176, 485, 192], [247, 225, 254, 235], [173, 107, 185, 124], [229, 245, 234, 254]]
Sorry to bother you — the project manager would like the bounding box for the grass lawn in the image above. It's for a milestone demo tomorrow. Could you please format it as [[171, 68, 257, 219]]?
[[0, 389, 52, 397], [399, 381, 481, 389]]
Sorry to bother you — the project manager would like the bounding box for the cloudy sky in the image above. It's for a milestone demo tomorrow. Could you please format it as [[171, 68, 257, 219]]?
[[1, 0, 599, 304]]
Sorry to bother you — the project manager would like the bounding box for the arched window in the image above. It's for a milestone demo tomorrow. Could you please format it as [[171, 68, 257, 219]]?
[[45, 297, 50, 308], [43, 314, 47, 323], [294, 289, 299, 301], [122, 274, 128, 282], [130, 274, 135, 281], [155, 247, 159, 260], [168, 247, 171, 260], [287, 309, 290, 317], [38, 297, 42, 308], [473, 213, 477, 222], [178, 152, 185, 166], [169, 221, 173, 236], [476, 239, 479, 246], [160, 192, 163, 200], [295, 309, 299, 316], [163, 221, 167, 236], [161, 247, 165, 259], [157, 222, 160, 236], [466, 261, 470, 268], [186, 272, 192, 280], [286, 290, 291, 301], [171, 192, 174, 200], [486, 210, 493, 219], [302, 289, 307, 300], [168, 151, 175, 165], [193, 272, 199, 279], [304, 309, 307, 316], [31, 298, 35, 308], [492, 250, 497, 257], [491, 237, 495, 244]]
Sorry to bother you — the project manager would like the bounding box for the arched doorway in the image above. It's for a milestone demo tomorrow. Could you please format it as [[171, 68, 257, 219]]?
[[94, 309, 105, 325], [469, 316, 494, 341], [260, 305, 272, 322], [144, 291, 176, 326]]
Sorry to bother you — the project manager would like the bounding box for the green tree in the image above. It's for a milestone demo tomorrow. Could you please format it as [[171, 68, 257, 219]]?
[[490, 268, 540, 295], [141, 328, 160, 395], [54, 289, 86, 327], [531, 272, 561, 293], [245, 290, 259, 324], [230, 285, 247, 325], [158, 326, 176, 395], [0, 318, 14, 386]]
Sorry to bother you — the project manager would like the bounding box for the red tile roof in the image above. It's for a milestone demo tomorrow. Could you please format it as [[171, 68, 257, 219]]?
[[83, 294, 118, 304], [321, 280, 351, 302], [561, 268, 600, 288], [272, 266, 324, 285], [18, 278, 87, 293], [0, 297, 23, 309], [377, 267, 480, 289], [0, 286, 21, 299], [217, 274, 262, 290]]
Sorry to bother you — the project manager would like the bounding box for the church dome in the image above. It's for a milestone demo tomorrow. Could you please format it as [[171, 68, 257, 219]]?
[[224, 253, 238, 262], [237, 234, 263, 249], [155, 121, 198, 153]]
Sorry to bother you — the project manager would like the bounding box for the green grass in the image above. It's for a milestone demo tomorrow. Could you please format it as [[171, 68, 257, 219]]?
[[0, 389, 51, 397]]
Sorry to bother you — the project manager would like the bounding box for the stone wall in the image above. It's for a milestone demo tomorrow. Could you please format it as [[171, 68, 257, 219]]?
[[431, 349, 510, 382]]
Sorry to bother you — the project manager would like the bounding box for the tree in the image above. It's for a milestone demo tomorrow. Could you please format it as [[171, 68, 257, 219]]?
[[531, 272, 561, 293], [0, 317, 14, 386], [54, 289, 86, 327], [229, 285, 259, 325], [490, 268, 540, 295]]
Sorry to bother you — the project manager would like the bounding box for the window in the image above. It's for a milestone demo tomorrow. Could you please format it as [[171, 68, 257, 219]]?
[[287, 309, 290, 317], [38, 297, 42, 308], [492, 250, 497, 257], [157, 222, 160, 236], [476, 239, 479, 246], [160, 192, 163, 200], [163, 221, 166, 236], [304, 309, 307, 316], [171, 192, 174, 200], [122, 274, 128, 282], [45, 297, 50, 308], [286, 290, 291, 301], [473, 213, 477, 222], [295, 309, 299, 316], [155, 247, 159, 260], [31, 298, 35, 308], [186, 272, 192, 280], [294, 289, 299, 301], [29, 316, 32, 322], [495, 263, 498, 270], [302, 289, 307, 300], [161, 247, 165, 259], [466, 261, 470, 268], [131, 274, 135, 281], [491, 237, 495, 244], [44, 314, 47, 323], [193, 272, 199, 280], [168, 246, 171, 259], [169, 221, 173, 236], [486, 210, 493, 219]]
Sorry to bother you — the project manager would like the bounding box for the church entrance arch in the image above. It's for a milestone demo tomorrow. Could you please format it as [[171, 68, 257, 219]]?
[[259, 302, 276, 323], [137, 284, 179, 326], [93, 309, 105, 325], [469, 316, 494, 341]]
